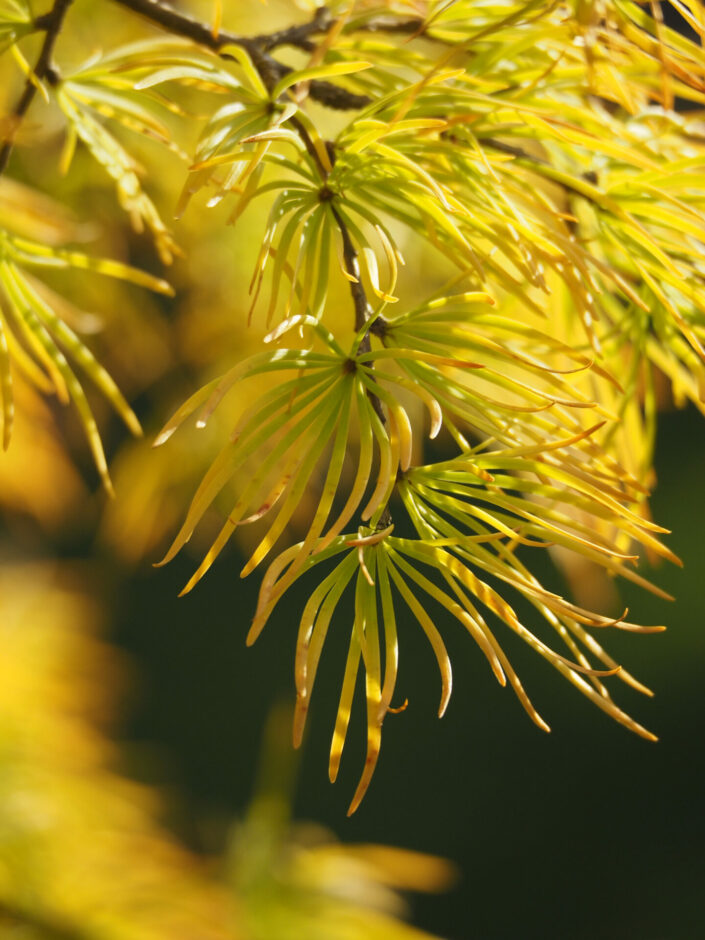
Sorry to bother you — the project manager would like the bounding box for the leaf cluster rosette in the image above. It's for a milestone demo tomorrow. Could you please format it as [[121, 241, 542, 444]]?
[[157, 290, 677, 810], [0, 225, 171, 489]]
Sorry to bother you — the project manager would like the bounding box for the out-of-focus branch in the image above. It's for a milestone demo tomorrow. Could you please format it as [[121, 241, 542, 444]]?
[[0, 0, 74, 176], [0, 899, 90, 940]]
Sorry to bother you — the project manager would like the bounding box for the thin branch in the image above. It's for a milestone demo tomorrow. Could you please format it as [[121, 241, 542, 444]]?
[[0, 0, 74, 177], [331, 204, 370, 337], [109, 0, 371, 108], [288, 121, 370, 339], [257, 4, 333, 52], [109, 0, 255, 51], [330, 203, 392, 530], [289, 115, 329, 178], [255, 7, 426, 49], [109, 0, 330, 53], [291, 115, 391, 521], [304, 80, 372, 111], [354, 16, 427, 36]]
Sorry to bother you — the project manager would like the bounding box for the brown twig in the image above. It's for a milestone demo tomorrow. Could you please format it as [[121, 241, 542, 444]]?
[[110, 0, 371, 108], [257, 5, 333, 52], [331, 204, 370, 337], [0, 0, 74, 176], [354, 16, 427, 36], [110, 0, 255, 51]]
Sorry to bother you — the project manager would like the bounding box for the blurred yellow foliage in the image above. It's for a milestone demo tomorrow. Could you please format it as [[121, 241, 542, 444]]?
[[0, 565, 237, 939], [0, 567, 449, 938]]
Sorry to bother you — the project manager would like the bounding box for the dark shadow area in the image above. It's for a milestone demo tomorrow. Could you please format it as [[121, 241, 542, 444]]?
[[111, 402, 705, 939]]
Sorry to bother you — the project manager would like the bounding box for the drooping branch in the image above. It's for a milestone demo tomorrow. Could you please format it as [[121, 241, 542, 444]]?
[[0, 0, 74, 176], [290, 115, 391, 523]]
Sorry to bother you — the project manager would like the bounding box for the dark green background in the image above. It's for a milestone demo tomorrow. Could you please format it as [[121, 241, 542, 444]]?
[[112, 403, 705, 940]]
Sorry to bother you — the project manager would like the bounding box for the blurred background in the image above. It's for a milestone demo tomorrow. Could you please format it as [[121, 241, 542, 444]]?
[[109, 401, 705, 940], [1, 1, 704, 938]]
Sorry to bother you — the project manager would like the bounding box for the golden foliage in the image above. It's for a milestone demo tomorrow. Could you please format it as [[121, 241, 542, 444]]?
[[0, 568, 448, 938], [2, 0, 704, 811]]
